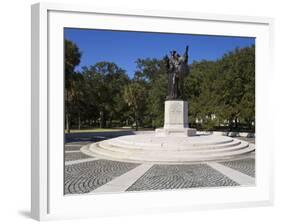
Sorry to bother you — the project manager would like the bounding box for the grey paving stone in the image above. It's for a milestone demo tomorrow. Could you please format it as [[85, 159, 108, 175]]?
[[64, 160, 139, 194], [220, 158, 255, 177], [64, 145, 83, 151], [126, 164, 238, 192], [64, 152, 91, 162]]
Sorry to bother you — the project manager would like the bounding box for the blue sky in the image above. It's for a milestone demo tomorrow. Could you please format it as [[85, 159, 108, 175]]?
[[65, 28, 255, 78]]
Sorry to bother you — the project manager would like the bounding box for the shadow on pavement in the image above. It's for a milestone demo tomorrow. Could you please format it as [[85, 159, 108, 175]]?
[[65, 131, 137, 143]]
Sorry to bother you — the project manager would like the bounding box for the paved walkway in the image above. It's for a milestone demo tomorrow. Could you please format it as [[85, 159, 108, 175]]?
[[64, 136, 255, 195]]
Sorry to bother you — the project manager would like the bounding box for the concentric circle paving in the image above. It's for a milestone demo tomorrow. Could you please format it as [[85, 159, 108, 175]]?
[[126, 164, 238, 191], [64, 160, 139, 194]]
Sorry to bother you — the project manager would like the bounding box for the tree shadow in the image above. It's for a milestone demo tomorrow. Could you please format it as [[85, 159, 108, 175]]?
[[65, 130, 137, 143]]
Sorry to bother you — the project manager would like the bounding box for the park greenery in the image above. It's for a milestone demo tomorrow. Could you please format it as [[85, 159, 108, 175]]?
[[64, 39, 255, 133]]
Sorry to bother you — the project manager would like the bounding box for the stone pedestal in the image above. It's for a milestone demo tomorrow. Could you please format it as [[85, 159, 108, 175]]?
[[155, 100, 196, 136]]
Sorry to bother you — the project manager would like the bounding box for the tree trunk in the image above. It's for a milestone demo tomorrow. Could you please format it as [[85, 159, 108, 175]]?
[[65, 90, 70, 133], [78, 112, 81, 130], [228, 119, 232, 131], [99, 111, 104, 128], [109, 118, 112, 128], [135, 110, 138, 131], [234, 117, 238, 130], [66, 113, 70, 133]]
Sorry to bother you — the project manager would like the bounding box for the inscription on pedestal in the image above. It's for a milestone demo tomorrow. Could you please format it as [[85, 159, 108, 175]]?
[[155, 100, 196, 136], [164, 100, 188, 129], [169, 103, 182, 124]]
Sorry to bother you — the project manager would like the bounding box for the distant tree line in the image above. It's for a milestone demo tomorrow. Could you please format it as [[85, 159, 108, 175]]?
[[65, 39, 255, 133]]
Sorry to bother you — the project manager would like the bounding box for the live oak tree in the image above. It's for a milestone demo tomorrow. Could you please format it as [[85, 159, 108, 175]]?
[[184, 60, 220, 129], [80, 62, 129, 128], [134, 58, 168, 128], [64, 39, 82, 133], [123, 82, 147, 131], [214, 46, 255, 131]]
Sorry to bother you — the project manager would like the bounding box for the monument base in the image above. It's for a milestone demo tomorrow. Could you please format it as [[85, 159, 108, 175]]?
[[155, 100, 197, 136], [81, 134, 255, 164], [155, 127, 197, 136], [81, 97, 254, 163]]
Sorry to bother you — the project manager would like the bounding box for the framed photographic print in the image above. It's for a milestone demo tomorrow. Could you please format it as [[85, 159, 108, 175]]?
[[31, 2, 274, 221]]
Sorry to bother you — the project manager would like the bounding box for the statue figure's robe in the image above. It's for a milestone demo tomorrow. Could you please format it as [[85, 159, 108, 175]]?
[[166, 48, 189, 100]]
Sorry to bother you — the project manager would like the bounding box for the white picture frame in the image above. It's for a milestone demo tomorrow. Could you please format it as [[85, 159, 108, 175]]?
[[31, 2, 274, 221]]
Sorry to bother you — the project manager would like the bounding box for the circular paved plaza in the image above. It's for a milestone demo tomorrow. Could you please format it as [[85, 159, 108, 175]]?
[[64, 132, 255, 195]]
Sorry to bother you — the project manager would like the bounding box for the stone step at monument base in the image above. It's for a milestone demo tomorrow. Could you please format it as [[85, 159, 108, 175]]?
[[101, 137, 244, 151], [81, 134, 255, 164], [98, 140, 247, 154], [155, 127, 197, 136]]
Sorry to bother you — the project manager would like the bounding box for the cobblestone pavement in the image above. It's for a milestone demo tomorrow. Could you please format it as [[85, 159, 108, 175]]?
[[126, 164, 238, 191], [220, 158, 255, 177], [65, 151, 91, 162], [64, 160, 139, 194], [65, 142, 90, 151], [64, 133, 255, 195]]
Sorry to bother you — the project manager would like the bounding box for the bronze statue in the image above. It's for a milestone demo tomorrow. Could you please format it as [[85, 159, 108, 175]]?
[[165, 46, 189, 100]]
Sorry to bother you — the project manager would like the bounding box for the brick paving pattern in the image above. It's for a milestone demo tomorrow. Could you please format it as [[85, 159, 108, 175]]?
[[64, 160, 139, 194], [220, 158, 255, 177], [126, 164, 238, 192], [64, 152, 91, 162], [64, 145, 88, 152]]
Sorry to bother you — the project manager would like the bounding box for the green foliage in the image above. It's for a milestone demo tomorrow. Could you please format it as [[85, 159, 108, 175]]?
[[184, 60, 220, 129], [64, 39, 82, 133], [214, 46, 255, 130], [134, 58, 168, 127], [79, 62, 130, 128], [177, 46, 255, 131], [123, 82, 147, 130], [65, 39, 82, 91]]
